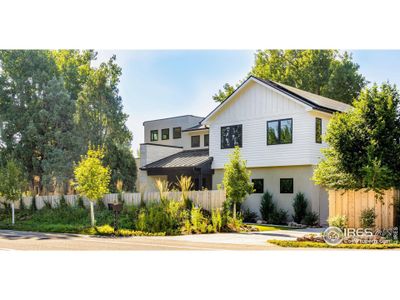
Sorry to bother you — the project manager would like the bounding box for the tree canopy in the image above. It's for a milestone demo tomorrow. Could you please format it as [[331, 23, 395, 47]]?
[[213, 50, 367, 104], [0, 50, 136, 194], [312, 83, 400, 195]]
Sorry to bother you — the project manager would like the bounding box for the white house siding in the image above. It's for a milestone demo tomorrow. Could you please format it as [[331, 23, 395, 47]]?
[[212, 166, 328, 225], [206, 81, 331, 169], [143, 115, 203, 147]]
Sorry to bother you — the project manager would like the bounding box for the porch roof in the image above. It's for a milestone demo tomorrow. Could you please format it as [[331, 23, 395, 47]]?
[[141, 149, 212, 170]]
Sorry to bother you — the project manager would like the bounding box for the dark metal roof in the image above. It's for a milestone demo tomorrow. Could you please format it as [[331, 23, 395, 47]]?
[[141, 149, 212, 170], [182, 123, 209, 132]]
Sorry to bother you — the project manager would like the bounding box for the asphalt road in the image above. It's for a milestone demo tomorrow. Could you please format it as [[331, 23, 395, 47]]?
[[0, 230, 279, 250]]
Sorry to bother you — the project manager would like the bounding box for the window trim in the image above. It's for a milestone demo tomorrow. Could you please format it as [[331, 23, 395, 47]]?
[[150, 130, 158, 142], [280, 178, 294, 194], [204, 134, 209, 147], [315, 117, 322, 144], [173, 127, 181, 139], [191, 135, 200, 148], [252, 178, 264, 194], [220, 124, 243, 149], [161, 128, 169, 140], [267, 118, 293, 145]]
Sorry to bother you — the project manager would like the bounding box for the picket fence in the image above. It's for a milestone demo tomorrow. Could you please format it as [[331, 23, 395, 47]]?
[[0, 190, 226, 211]]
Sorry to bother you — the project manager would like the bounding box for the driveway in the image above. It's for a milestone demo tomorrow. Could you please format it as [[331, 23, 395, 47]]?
[[0, 228, 324, 250]]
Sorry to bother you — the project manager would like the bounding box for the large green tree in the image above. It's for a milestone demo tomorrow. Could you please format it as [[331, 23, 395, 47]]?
[[0, 50, 136, 194], [213, 50, 367, 104], [313, 83, 400, 195]]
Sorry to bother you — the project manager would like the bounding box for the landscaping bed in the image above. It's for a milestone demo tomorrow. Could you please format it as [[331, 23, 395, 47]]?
[[268, 239, 400, 249], [0, 197, 255, 237]]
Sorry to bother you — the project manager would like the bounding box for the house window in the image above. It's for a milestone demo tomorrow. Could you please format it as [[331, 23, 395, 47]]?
[[221, 124, 242, 149], [161, 128, 169, 140], [173, 127, 181, 139], [267, 118, 293, 145], [280, 178, 293, 194], [150, 130, 158, 142], [204, 134, 209, 147], [252, 179, 264, 193], [316, 118, 322, 144], [191, 135, 200, 148]]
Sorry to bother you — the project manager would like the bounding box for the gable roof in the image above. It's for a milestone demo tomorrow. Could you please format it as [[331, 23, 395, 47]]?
[[141, 149, 212, 170], [202, 76, 352, 124]]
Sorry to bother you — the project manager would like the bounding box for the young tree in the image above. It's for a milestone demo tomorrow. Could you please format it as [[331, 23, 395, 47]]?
[[0, 160, 26, 225], [74, 146, 111, 226], [222, 146, 254, 219], [313, 83, 400, 196], [213, 50, 367, 104]]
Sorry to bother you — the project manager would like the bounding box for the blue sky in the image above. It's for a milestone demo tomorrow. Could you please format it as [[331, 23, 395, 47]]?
[[95, 50, 400, 152]]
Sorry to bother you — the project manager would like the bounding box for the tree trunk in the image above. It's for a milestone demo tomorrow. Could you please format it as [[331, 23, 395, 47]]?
[[233, 202, 237, 220], [11, 202, 15, 225], [90, 201, 95, 227]]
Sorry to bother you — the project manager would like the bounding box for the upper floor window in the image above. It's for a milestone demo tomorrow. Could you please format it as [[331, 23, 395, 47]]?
[[267, 118, 292, 145], [173, 127, 181, 139], [204, 134, 209, 147], [191, 135, 200, 148], [316, 118, 322, 143], [221, 124, 242, 149], [161, 128, 169, 140], [252, 179, 264, 193], [150, 130, 158, 142]]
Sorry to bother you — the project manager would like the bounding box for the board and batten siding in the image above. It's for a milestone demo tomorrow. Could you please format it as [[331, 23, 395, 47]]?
[[206, 80, 331, 169]]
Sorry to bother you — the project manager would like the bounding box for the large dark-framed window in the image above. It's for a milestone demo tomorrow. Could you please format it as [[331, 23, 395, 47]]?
[[280, 178, 293, 194], [161, 128, 169, 140], [173, 127, 181, 139], [267, 118, 293, 145], [150, 130, 158, 142], [221, 124, 242, 149], [204, 134, 209, 147], [252, 179, 264, 194], [191, 135, 200, 148], [316, 118, 322, 144]]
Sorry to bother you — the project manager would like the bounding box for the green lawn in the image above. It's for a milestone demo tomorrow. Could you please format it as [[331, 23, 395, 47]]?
[[246, 223, 303, 231], [269, 239, 400, 249]]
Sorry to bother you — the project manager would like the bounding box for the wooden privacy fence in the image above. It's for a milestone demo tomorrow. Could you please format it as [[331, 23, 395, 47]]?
[[329, 189, 399, 229], [0, 190, 226, 211]]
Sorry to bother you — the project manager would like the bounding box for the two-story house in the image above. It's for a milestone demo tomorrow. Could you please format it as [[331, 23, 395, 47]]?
[[138, 76, 351, 223]]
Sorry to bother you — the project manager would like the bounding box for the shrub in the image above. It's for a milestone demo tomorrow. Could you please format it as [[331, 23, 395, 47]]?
[[43, 200, 52, 209], [30, 196, 37, 212], [360, 208, 376, 228], [77, 196, 85, 209], [242, 208, 258, 223], [211, 208, 222, 232], [59, 195, 68, 208], [96, 199, 107, 211], [260, 191, 275, 222], [226, 215, 244, 232], [190, 207, 206, 233], [304, 211, 319, 226], [95, 224, 115, 236], [328, 215, 347, 229], [292, 192, 308, 223], [19, 198, 26, 211], [269, 209, 288, 225]]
